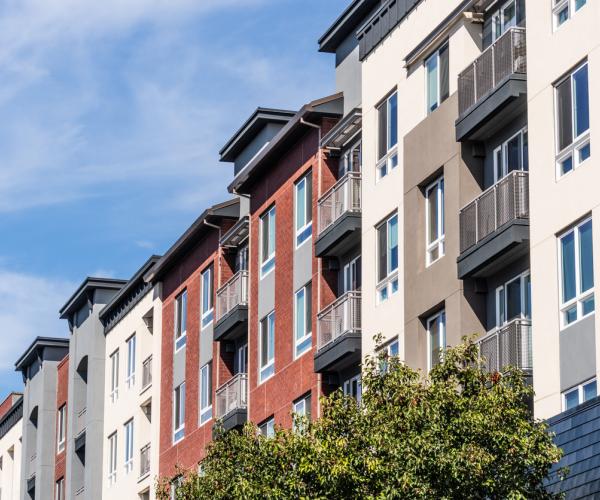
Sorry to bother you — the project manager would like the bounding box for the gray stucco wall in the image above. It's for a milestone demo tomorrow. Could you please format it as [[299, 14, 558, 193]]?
[[560, 314, 597, 392], [293, 237, 312, 292], [335, 32, 362, 115], [234, 123, 286, 176], [258, 268, 275, 321]]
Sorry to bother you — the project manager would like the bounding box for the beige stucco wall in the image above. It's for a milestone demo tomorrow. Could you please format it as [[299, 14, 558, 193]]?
[[0, 416, 22, 500]]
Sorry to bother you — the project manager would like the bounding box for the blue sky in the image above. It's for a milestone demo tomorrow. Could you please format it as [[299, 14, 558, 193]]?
[[0, 0, 349, 396]]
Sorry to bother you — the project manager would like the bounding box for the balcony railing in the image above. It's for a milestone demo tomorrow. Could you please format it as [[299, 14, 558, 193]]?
[[141, 356, 152, 392], [216, 373, 248, 419], [318, 172, 362, 236], [459, 170, 529, 253], [317, 291, 362, 351], [139, 443, 151, 479], [477, 318, 532, 373], [216, 271, 249, 322], [458, 27, 527, 117], [76, 407, 86, 436]]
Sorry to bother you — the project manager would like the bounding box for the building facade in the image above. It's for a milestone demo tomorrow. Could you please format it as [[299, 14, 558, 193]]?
[[0, 393, 23, 500]]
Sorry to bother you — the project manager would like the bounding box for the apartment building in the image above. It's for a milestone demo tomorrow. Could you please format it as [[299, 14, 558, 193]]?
[[0, 393, 23, 500], [59, 278, 126, 499], [15, 337, 69, 500], [54, 356, 68, 500], [99, 256, 162, 500]]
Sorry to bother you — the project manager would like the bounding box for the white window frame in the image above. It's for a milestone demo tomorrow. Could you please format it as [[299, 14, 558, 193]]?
[[259, 312, 275, 383], [553, 0, 587, 30], [294, 283, 312, 359], [492, 0, 517, 41], [126, 334, 136, 389], [493, 127, 528, 183], [341, 139, 362, 176], [174, 290, 187, 351], [343, 374, 362, 403], [495, 271, 531, 328], [424, 42, 449, 114], [259, 417, 275, 438], [108, 431, 118, 485], [57, 404, 66, 452], [562, 378, 597, 410], [376, 213, 399, 303], [343, 255, 361, 293], [199, 362, 212, 425], [201, 266, 214, 328], [56, 478, 65, 500], [292, 394, 311, 432], [376, 92, 398, 180], [295, 172, 313, 248], [173, 383, 186, 444], [555, 61, 590, 178], [237, 343, 248, 374], [109, 349, 119, 403], [425, 176, 445, 266], [260, 206, 276, 277], [558, 217, 594, 327], [124, 419, 134, 474], [427, 310, 446, 371]]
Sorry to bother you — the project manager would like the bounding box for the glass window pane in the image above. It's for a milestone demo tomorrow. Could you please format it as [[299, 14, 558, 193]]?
[[378, 223, 387, 281], [378, 102, 387, 160], [561, 231, 576, 303], [495, 147, 504, 181], [523, 131, 529, 171], [583, 380, 597, 401], [524, 274, 531, 318], [427, 185, 438, 245], [439, 45, 449, 102], [573, 65, 590, 137], [579, 221, 594, 293], [575, 0, 586, 10], [426, 55, 438, 113], [296, 180, 306, 230], [388, 93, 398, 149], [565, 305, 578, 325], [579, 143, 591, 162], [261, 215, 269, 262], [557, 77, 573, 151], [506, 134, 521, 172], [506, 278, 522, 321], [557, 6, 569, 26], [268, 314, 275, 360], [560, 155, 573, 175], [260, 318, 268, 367], [497, 287, 506, 326], [582, 295, 595, 316], [503, 1, 516, 29], [296, 290, 305, 341], [440, 179, 445, 236], [269, 209, 276, 256], [306, 173, 312, 224], [388, 215, 398, 272], [565, 389, 579, 410], [305, 284, 312, 334]]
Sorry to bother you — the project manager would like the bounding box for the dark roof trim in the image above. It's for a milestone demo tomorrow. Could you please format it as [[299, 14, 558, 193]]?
[[145, 198, 240, 283], [0, 396, 23, 440], [228, 93, 344, 193], [14, 337, 70, 372], [59, 277, 127, 319], [219, 108, 296, 163], [318, 0, 381, 53], [546, 394, 600, 426], [321, 108, 362, 150]]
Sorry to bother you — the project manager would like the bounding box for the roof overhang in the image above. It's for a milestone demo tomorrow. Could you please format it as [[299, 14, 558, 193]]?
[[14, 337, 70, 373], [59, 278, 127, 320], [321, 108, 362, 151]]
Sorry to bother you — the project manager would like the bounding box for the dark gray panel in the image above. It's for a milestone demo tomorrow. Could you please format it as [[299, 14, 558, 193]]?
[[560, 315, 597, 391], [214, 306, 249, 342], [314, 333, 361, 373], [315, 213, 362, 258]]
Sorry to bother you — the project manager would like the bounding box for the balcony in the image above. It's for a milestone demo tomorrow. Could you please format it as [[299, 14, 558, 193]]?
[[477, 318, 532, 374], [456, 28, 527, 142], [314, 291, 362, 373], [139, 443, 151, 480], [141, 356, 152, 394], [215, 373, 248, 431], [214, 271, 249, 342], [457, 171, 529, 279], [315, 172, 362, 258]]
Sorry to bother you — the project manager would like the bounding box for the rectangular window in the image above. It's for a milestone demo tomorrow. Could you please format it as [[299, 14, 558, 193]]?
[[376, 213, 399, 302], [493, 127, 529, 183], [57, 405, 66, 452], [295, 172, 313, 247], [110, 349, 119, 403], [126, 334, 136, 389], [492, 0, 517, 40], [563, 378, 597, 410], [496, 272, 531, 327], [259, 417, 275, 438], [343, 374, 362, 403], [174, 290, 187, 350], [427, 310, 446, 371], [201, 266, 214, 328], [559, 218, 594, 326], [259, 312, 275, 382], [425, 43, 449, 114], [237, 343, 248, 374], [556, 62, 590, 177], [173, 383, 186, 443], [200, 362, 212, 425], [379, 338, 400, 373], [294, 283, 312, 358], [425, 177, 445, 265], [553, 0, 586, 29], [376, 92, 398, 179], [260, 206, 276, 277], [343, 255, 362, 293], [340, 140, 362, 176], [292, 393, 311, 432], [108, 432, 117, 485], [56, 478, 65, 500], [124, 419, 134, 473]]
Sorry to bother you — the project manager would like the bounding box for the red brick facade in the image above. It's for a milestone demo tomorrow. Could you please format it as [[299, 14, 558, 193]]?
[[0, 392, 21, 421], [55, 355, 69, 493]]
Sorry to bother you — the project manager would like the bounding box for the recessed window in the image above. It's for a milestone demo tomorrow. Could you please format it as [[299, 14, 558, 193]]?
[[292, 393, 311, 432], [109, 349, 119, 403], [563, 378, 597, 410], [340, 140, 362, 177], [343, 374, 362, 403], [425, 176, 445, 265], [108, 432, 117, 485], [376, 92, 398, 180], [259, 312, 275, 382], [173, 383, 186, 443], [259, 417, 275, 438], [379, 338, 400, 373], [294, 283, 312, 358], [493, 127, 528, 183], [126, 334, 136, 389], [555, 62, 590, 177], [200, 362, 212, 425], [427, 310, 446, 371], [343, 255, 362, 293], [376, 213, 399, 302], [492, 0, 517, 40], [553, 0, 586, 29], [295, 172, 313, 247], [260, 206, 276, 277], [174, 291, 187, 351], [56, 478, 65, 500], [57, 404, 66, 453], [425, 43, 449, 114], [124, 419, 134, 473], [559, 217, 594, 326], [201, 265, 214, 328], [496, 272, 531, 327]]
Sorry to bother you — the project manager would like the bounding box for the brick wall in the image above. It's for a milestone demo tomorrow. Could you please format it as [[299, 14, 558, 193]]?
[[55, 355, 69, 491]]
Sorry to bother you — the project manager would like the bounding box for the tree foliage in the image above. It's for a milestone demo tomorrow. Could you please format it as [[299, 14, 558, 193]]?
[[157, 338, 563, 499]]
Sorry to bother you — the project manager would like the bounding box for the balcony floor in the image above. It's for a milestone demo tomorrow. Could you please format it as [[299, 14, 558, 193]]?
[[315, 212, 361, 258], [214, 305, 248, 342], [314, 331, 361, 373]]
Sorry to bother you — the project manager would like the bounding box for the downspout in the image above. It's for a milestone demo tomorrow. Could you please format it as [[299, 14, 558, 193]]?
[[204, 218, 223, 389]]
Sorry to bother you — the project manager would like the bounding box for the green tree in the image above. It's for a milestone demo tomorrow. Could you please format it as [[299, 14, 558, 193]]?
[[158, 338, 563, 499]]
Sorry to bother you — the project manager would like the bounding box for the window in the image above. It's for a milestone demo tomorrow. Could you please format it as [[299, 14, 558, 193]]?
[[343, 374, 362, 403], [200, 362, 212, 425], [237, 344, 248, 374], [292, 394, 311, 432], [110, 349, 119, 403], [236, 244, 249, 272], [57, 405, 66, 452], [201, 266, 214, 328], [343, 256, 362, 293], [174, 291, 187, 351], [260, 206, 276, 277], [563, 378, 597, 410], [295, 172, 313, 247], [553, 0, 586, 29], [425, 177, 445, 265], [556, 62, 590, 177], [427, 310, 446, 370], [559, 218, 594, 326], [108, 432, 117, 485], [170, 476, 183, 500], [496, 272, 531, 327], [492, 0, 517, 40], [493, 128, 529, 183], [340, 140, 362, 176], [379, 338, 400, 373], [126, 334, 136, 389], [425, 43, 449, 114], [294, 283, 312, 358], [56, 478, 65, 500], [173, 383, 186, 443], [376, 92, 398, 179], [259, 312, 275, 382], [376, 213, 399, 302], [124, 419, 134, 473], [259, 417, 275, 438]]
